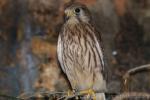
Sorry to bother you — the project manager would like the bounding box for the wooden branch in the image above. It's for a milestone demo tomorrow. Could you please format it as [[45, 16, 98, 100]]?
[[123, 64, 150, 79], [17, 90, 117, 100], [0, 92, 22, 100], [113, 92, 150, 100], [123, 64, 150, 91], [4, 89, 150, 100]]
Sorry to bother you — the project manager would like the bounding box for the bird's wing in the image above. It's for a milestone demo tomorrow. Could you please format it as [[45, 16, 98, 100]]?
[[95, 33, 105, 70], [57, 34, 66, 73], [94, 28, 107, 79]]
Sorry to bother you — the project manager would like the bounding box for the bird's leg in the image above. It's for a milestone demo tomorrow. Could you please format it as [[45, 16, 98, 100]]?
[[67, 89, 76, 96], [67, 89, 80, 99], [67, 90, 74, 96], [79, 89, 96, 100]]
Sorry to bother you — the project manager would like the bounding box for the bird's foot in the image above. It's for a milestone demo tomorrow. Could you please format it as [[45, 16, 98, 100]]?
[[67, 90, 74, 96], [80, 89, 96, 100], [67, 89, 79, 99]]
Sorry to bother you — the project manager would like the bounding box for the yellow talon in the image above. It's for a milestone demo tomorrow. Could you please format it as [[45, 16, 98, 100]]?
[[80, 89, 96, 100], [67, 90, 73, 96]]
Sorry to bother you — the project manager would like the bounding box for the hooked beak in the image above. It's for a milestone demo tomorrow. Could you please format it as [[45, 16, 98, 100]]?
[[64, 9, 74, 21], [64, 15, 69, 21]]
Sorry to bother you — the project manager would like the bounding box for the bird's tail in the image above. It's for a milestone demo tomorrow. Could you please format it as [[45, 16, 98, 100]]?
[[95, 93, 106, 100]]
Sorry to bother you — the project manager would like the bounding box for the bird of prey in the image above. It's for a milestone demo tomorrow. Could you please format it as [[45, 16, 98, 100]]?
[[57, 2, 107, 100]]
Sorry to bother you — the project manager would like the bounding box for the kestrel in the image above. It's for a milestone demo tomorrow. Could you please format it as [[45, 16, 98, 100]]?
[[57, 2, 106, 100]]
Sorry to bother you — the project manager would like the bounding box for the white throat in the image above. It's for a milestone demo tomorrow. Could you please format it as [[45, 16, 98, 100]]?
[[67, 17, 79, 25]]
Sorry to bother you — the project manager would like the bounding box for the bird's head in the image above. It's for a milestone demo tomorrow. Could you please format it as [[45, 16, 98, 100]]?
[[64, 3, 91, 24]]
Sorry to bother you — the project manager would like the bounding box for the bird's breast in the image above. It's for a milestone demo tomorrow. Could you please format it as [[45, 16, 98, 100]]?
[[58, 24, 105, 91]]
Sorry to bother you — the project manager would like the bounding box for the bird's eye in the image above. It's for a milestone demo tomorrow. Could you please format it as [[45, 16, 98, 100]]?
[[74, 8, 80, 14]]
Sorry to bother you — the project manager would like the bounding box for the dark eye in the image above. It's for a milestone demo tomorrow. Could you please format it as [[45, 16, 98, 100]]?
[[75, 8, 80, 13]]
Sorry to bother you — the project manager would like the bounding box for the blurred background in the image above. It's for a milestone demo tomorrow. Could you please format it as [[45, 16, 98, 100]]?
[[0, 0, 150, 99]]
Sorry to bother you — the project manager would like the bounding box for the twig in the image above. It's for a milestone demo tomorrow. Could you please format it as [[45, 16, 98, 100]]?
[[64, 92, 84, 100], [57, 95, 66, 100], [123, 64, 150, 79], [123, 64, 150, 91], [17, 90, 117, 100], [0, 92, 23, 100], [18, 91, 66, 99], [113, 92, 150, 100]]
